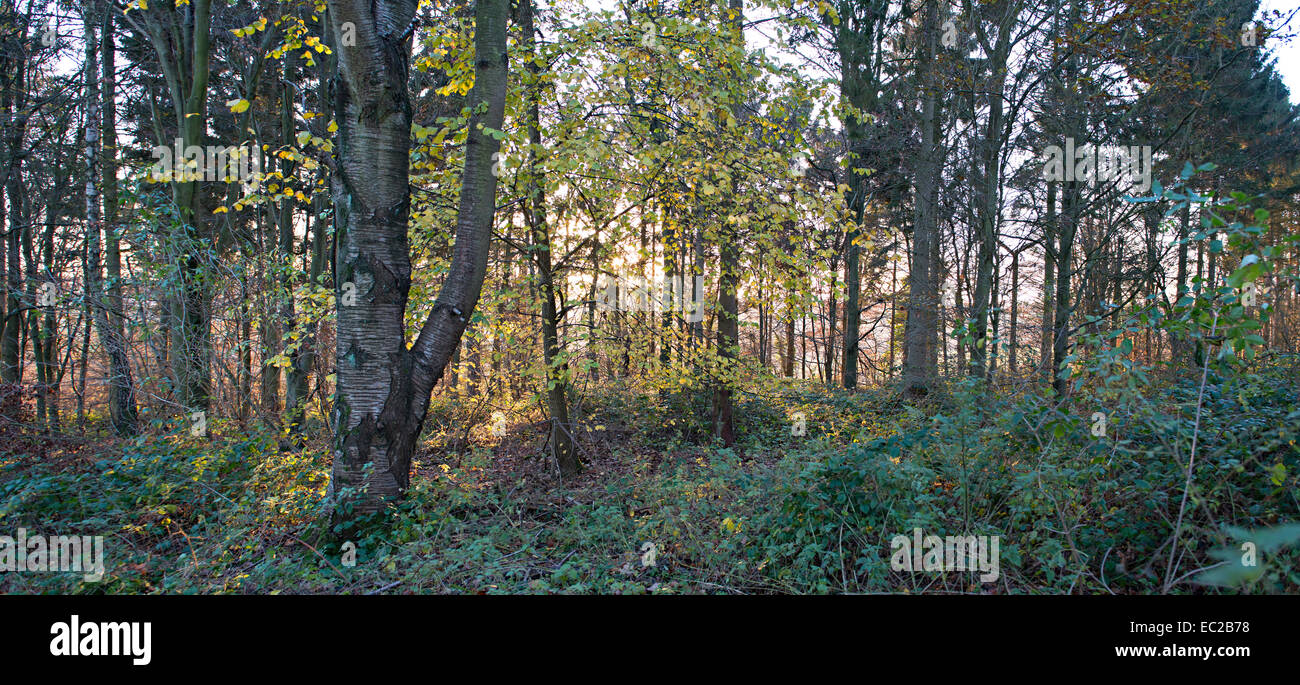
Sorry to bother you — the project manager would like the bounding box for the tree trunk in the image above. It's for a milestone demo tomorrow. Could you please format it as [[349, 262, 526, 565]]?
[[1040, 180, 1055, 383], [328, 0, 508, 513], [1052, 178, 1079, 398], [968, 10, 1013, 381], [102, 9, 126, 356], [84, 4, 137, 436], [783, 283, 795, 377], [900, 0, 942, 399], [711, 0, 744, 446], [520, 0, 579, 477], [1008, 249, 1019, 377]]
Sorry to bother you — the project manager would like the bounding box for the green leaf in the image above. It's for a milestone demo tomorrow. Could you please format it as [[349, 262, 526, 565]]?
[[1227, 260, 1262, 288], [1225, 523, 1300, 554]]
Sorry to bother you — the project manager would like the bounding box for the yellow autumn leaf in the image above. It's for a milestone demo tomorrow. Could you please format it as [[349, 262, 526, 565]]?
[[227, 98, 251, 113]]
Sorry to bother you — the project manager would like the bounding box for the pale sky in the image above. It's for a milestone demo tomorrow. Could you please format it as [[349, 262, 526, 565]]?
[[1261, 0, 1300, 103]]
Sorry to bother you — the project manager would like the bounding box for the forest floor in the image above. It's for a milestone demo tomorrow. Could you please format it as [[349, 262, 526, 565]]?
[[2, 360, 1298, 594]]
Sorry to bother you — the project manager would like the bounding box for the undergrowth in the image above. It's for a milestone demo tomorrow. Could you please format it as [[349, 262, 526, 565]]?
[[3, 356, 1296, 594]]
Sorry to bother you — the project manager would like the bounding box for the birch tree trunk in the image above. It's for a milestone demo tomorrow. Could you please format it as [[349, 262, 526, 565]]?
[[328, 0, 508, 513]]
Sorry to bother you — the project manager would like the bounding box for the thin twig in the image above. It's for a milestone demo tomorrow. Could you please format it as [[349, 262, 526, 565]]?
[[1163, 310, 1219, 593]]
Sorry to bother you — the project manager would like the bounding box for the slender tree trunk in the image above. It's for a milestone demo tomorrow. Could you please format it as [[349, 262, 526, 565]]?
[[3, 149, 23, 391], [76, 298, 90, 429], [1052, 179, 1078, 398], [286, 12, 338, 429], [170, 0, 215, 414], [1009, 249, 1019, 377], [1040, 180, 1056, 383], [22, 178, 39, 425], [783, 284, 795, 377], [238, 278, 252, 426], [0, 56, 25, 391], [103, 9, 126, 352], [711, 0, 744, 446], [900, 0, 942, 399], [988, 252, 1001, 383], [1050, 1, 1080, 399], [40, 144, 65, 431], [84, 3, 137, 436], [520, 0, 579, 476], [825, 253, 838, 385], [888, 250, 897, 377]]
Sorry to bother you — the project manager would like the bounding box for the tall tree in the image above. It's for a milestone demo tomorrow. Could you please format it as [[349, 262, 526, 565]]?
[[84, 0, 138, 436], [519, 0, 580, 477], [327, 0, 508, 514], [967, 0, 1021, 381], [120, 0, 217, 414], [711, 0, 745, 446], [835, 0, 889, 391], [900, 0, 942, 398]]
